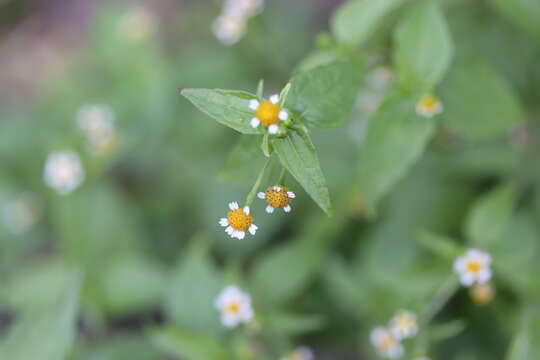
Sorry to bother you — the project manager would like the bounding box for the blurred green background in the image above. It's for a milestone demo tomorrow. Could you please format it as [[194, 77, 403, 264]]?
[[0, 0, 540, 359]]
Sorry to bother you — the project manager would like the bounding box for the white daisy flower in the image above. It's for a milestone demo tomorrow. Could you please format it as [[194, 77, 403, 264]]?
[[257, 185, 295, 213], [370, 327, 404, 359], [453, 248, 492, 287], [76, 104, 117, 155], [214, 285, 254, 328], [224, 0, 264, 18], [469, 282, 495, 306], [389, 310, 418, 340], [212, 14, 246, 46], [281, 346, 315, 360], [43, 151, 85, 195], [249, 94, 289, 135], [2, 193, 41, 234], [416, 94, 443, 117], [219, 201, 258, 239], [117, 7, 157, 45]]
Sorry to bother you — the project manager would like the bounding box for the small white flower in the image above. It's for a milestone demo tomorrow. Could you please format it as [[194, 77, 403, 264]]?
[[76, 104, 117, 155], [43, 151, 85, 195], [281, 346, 315, 360], [224, 0, 264, 18], [2, 193, 41, 234], [212, 14, 246, 46], [248, 94, 289, 134], [389, 310, 418, 340], [370, 327, 404, 359], [219, 201, 258, 239], [453, 248, 492, 287], [258, 185, 295, 213], [117, 7, 157, 44], [416, 94, 443, 117], [214, 285, 254, 328]]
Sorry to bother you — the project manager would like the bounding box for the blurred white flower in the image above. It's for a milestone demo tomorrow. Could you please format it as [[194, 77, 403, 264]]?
[[219, 202, 258, 240], [370, 327, 404, 359], [214, 285, 254, 328], [43, 151, 85, 195], [224, 0, 264, 18], [416, 94, 443, 117], [117, 7, 157, 45], [453, 248, 492, 287], [281, 346, 315, 360], [249, 94, 289, 135], [76, 104, 117, 155], [212, 14, 246, 46], [2, 193, 41, 234], [258, 185, 295, 213], [389, 310, 418, 340]]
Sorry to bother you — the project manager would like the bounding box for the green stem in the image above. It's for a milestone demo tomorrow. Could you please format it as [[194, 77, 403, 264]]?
[[245, 157, 272, 206], [277, 167, 287, 185]]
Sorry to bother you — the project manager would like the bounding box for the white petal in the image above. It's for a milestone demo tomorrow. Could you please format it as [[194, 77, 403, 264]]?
[[274, 186, 281, 191], [268, 124, 279, 134], [283, 205, 291, 212], [460, 272, 475, 287], [266, 205, 274, 213], [243, 206, 250, 215], [269, 94, 279, 104], [229, 202, 239, 210], [248, 224, 258, 235], [250, 117, 260, 128], [225, 226, 234, 235], [453, 257, 466, 273], [236, 231, 245, 240], [278, 110, 288, 121], [221, 314, 239, 328], [257, 192, 266, 199], [219, 218, 229, 226], [249, 99, 259, 110], [477, 268, 492, 284], [287, 191, 295, 198]]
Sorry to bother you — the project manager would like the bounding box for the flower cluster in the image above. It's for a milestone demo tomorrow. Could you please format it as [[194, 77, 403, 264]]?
[[212, 0, 264, 45], [453, 248, 492, 287], [43, 151, 85, 195], [2, 193, 41, 234], [214, 285, 254, 328], [371, 310, 418, 359], [117, 6, 157, 45], [77, 104, 118, 155]]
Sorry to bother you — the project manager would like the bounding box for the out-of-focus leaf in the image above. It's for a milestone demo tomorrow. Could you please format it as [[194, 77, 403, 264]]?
[[429, 319, 467, 341], [164, 240, 223, 336], [147, 327, 231, 360], [271, 128, 332, 215], [357, 90, 436, 214], [217, 136, 265, 184], [439, 56, 524, 140], [0, 274, 80, 360], [73, 336, 160, 360], [506, 309, 540, 360], [331, 0, 404, 47], [288, 58, 365, 129], [295, 49, 340, 72], [181, 89, 261, 135], [265, 312, 324, 336], [492, 0, 540, 41], [394, 0, 453, 90], [464, 184, 515, 247], [416, 230, 462, 260]]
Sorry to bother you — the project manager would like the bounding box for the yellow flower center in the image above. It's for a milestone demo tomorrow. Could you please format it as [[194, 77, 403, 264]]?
[[396, 316, 413, 329], [227, 301, 240, 314], [419, 95, 439, 111], [467, 261, 481, 273], [256, 101, 280, 127], [265, 186, 291, 208], [227, 209, 253, 231]]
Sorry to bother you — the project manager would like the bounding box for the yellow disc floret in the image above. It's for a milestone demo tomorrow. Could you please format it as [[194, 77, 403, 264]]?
[[255, 101, 280, 127], [265, 186, 291, 208], [227, 208, 253, 231]]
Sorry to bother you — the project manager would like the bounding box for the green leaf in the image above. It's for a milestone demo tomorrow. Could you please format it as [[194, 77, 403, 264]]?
[[181, 89, 260, 135], [394, 0, 453, 90], [331, 0, 404, 47], [439, 56, 524, 140], [357, 90, 436, 214], [465, 184, 515, 247], [492, 0, 540, 41], [164, 240, 223, 336], [271, 128, 332, 215], [265, 312, 324, 336], [147, 327, 231, 360], [217, 136, 265, 184], [0, 275, 80, 360], [506, 309, 540, 360], [416, 230, 463, 260], [287, 58, 365, 129]]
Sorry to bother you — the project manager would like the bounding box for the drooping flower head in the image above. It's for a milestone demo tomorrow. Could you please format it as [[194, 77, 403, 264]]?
[[214, 285, 254, 328], [389, 310, 418, 340], [453, 248, 492, 287], [370, 327, 404, 359], [249, 94, 289, 135], [469, 282, 495, 306], [219, 202, 258, 239], [257, 185, 295, 213], [416, 94, 443, 117], [212, 14, 246, 46], [43, 151, 85, 195]]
